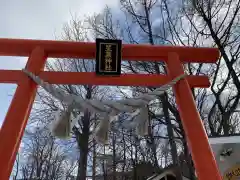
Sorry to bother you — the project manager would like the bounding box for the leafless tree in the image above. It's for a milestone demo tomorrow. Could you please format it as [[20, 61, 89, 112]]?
[[86, 0, 240, 179], [13, 1, 240, 180], [14, 126, 73, 180], [33, 16, 116, 180]]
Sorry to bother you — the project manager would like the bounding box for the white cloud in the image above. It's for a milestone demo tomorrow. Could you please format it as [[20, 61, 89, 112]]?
[[0, 0, 119, 39], [0, 0, 119, 125]]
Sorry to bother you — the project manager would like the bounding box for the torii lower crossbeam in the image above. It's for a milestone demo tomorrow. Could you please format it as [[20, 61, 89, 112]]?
[[0, 38, 222, 180]]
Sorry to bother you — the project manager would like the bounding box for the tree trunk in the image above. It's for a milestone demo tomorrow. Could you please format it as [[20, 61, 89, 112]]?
[[112, 133, 117, 180], [76, 111, 90, 180], [161, 93, 179, 165], [92, 119, 97, 180], [77, 145, 88, 180], [161, 93, 183, 180]]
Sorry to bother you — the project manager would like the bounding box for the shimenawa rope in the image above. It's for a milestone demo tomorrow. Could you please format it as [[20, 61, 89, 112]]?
[[22, 69, 186, 144]]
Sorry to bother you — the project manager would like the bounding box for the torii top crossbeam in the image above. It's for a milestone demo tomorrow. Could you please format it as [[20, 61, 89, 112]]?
[[0, 38, 222, 180]]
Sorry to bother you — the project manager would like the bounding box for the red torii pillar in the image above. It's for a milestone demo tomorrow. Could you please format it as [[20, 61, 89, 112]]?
[[0, 38, 222, 180]]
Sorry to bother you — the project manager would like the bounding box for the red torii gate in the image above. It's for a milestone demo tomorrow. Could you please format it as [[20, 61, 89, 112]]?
[[0, 38, 222, 180]]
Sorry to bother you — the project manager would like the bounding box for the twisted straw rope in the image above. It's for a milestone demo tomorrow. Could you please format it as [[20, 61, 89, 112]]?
[[22, 69, 186, 143]]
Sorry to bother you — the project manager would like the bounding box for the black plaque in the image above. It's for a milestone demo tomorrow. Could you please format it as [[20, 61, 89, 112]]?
[[95, 38, 122, 76]]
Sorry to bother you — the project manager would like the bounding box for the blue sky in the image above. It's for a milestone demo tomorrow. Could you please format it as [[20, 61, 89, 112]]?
[[0, 0, 119, 126]]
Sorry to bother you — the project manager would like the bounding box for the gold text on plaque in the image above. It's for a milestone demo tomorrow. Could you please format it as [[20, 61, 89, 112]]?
[[105, 44, 112, 71]]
